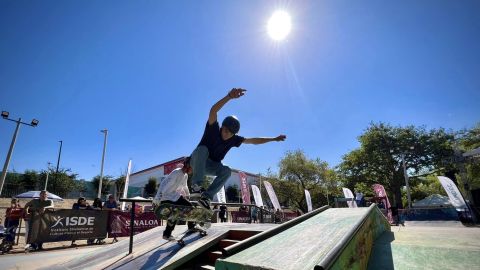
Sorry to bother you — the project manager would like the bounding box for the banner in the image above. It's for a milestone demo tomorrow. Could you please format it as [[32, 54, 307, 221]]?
[[121, 159, 132, 211], [305, 189, 313, 212], [108, 211, 161, 237], [238, 171, 251, 204], [283, 212, 299, 221], [264, 181, 281, 211], [372, 184, 393, 223], [28, 209, 108, 243], [251, 185, 264, 207], [214, 186, 227, 203], [438, 176, 467, 211], [342, 188, 357, 208], [230, 211, 251, 223]]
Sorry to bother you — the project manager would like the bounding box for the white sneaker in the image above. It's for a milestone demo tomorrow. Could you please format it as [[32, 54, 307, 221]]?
[[162, 235, 176, 241]]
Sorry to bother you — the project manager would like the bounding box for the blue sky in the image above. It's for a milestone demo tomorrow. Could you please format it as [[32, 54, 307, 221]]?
[[1, 1, 479, 181]]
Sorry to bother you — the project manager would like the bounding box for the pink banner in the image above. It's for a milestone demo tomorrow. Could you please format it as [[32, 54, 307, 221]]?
[[108, 211, 161, 237], [372, 184, 393, 224], [230, 211, 251, 223], [238, 171, 251, 204]]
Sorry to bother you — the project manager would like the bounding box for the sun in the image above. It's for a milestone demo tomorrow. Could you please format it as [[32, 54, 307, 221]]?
[[267, 10, 292, 41]]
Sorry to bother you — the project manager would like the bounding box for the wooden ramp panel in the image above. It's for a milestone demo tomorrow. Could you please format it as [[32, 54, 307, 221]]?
[[216, 205, 390, 270]]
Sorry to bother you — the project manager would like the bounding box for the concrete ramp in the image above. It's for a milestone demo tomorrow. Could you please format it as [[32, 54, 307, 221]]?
[[216, 204, 390, 270]]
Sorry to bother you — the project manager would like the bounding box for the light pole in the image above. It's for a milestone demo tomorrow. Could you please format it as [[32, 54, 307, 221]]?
[[0, 111, 39, 196], [98, 129, 108, 199], [55, 140, 63, 174], [44, 162, 51, 190], [391, 146, 414, 209]]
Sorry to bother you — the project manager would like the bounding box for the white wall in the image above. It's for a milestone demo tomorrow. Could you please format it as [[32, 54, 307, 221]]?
[[129, 166, 165, 188]]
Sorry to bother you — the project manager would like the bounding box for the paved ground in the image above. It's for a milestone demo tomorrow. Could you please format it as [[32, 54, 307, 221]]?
[[368, 221, 480, 270]]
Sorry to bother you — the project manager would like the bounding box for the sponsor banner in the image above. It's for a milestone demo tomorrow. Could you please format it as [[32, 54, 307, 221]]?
[[214, 186, 227, 203], [372, 184, 393, 223], [163, 160, 184, 175], [231, 211, 251, 223], [238, 171, 251, 204], [108, 211, 161, 237], [342, 188, 357, 208], [438, 176, 467, 211], [283, 212, 299, 221], [305, 189, 313, 212], [28, 209, 108, 244], [264, 181, 281, 211], [251, 185, 264, 207]]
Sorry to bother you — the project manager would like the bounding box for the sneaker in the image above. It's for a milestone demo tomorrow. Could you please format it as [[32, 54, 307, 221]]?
[[198, 196, 211, 210], [190, 184, 205, 194], [162, 235, 176, 241]]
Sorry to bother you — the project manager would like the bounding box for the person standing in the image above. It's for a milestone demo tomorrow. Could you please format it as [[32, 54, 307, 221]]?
[[219, 204, 228, 223], [190, 88, 286, 209], [23, 190, 54, 251], [3, 198, 22, 245]]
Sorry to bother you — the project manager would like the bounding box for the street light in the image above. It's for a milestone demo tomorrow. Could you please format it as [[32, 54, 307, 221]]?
[[391, 146, 414, 209], [98, 129, 108, 198], [44, 162, 51, 190], [0, 111, 39, 196]]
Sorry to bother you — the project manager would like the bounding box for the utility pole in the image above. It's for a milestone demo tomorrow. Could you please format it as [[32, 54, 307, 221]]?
[[98, 129, 108, 199], [401, 153, 412, 209]]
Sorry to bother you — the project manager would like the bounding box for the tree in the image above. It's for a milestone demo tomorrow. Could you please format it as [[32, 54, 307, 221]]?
[[114, 175, 126, 197], [22, 170, 41, 190], [338, 123, 455, 208], [144, 177, 157, 197], [277, 150, 337, 212], [92, 175, 114, 198], [40, 168, 80, 198]]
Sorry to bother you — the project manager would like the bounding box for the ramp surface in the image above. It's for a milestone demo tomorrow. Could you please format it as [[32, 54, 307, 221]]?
[[216, 206, 389, 270]]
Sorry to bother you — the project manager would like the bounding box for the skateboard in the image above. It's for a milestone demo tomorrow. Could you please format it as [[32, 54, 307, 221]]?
[[169, 226, 208, 247], [154, 202, 213, 229]]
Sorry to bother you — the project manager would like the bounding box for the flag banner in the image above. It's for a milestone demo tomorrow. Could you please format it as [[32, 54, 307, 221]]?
[[121, 159, 132, 211], [264, 181, 281, 211], [231, 211, 251, 223], [305, 189, 313, 212], [214, 186, 227, 203], [342, 188, 358, 208], [372, 184, 393, 223], [238, 171, 251, 204], [437, 176, 467, 211], [108, 211, 161, 237], [283, 212, 300, 221], [28, 209, 108, 244], [251, 185, 264, 207]]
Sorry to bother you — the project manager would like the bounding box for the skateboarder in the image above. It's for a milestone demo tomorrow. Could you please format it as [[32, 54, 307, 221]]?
[[153, 158, 196, 240], [190, 88, 286, 209]]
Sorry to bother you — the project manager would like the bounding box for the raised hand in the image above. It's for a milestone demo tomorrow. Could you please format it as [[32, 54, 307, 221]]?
[[228, 88, 246, 99]]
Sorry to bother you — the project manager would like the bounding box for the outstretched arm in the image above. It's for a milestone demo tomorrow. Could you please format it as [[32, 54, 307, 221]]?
[[243, 135, 286, 145], [208, 88, 246, 125]]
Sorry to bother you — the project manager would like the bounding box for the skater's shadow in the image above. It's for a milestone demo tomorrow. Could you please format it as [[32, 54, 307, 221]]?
[[140, 234, 203, 270]]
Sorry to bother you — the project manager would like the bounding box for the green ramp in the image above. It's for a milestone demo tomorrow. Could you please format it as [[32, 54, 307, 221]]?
[[216, 204, 390, 270]]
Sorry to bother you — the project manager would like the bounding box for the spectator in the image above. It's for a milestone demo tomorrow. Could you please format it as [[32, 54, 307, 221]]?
[[251, 206, 258, 223], [3, 198, 22, 245], [274, 209, 283, 224], [71, 197, 93, 246], [219, 205, 227, 223], [91, 198, 106, 245], [104, 195, 119, 210], [24, 190, 54, 251]]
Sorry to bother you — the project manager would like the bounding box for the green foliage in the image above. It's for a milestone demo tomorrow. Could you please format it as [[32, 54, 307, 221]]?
[[91, 175, 114, 197], [338, 122, 455, 208], [144, 177, 157, 197]]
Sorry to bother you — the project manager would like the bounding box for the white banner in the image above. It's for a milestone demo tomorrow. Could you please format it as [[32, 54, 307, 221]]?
[[437, 176, 467, 211], [121, 160, 132, 211], [342, 187, 357, 208], [305, 189, 313, 212], [251, 185, 264, 207], [263, 181, 281, 211], [214, 186, 227, 203]]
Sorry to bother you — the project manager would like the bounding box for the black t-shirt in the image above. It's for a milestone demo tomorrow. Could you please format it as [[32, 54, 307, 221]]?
[[198, 121, 244, 162]]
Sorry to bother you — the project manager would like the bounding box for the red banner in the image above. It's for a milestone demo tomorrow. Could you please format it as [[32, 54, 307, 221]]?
[[230, 211, 251, 223], [238, 171, 251, 204], [163, 161, 184, 175], [372, 184, 394, 224], [108, 211, 161, 237], [283, 212, 299, 221]]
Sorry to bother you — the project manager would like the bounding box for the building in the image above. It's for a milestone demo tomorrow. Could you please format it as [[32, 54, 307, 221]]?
[[127, 157, 260, 198]]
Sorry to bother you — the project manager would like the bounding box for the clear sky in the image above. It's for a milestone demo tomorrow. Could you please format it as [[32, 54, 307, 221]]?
[[1, 1, 479, 181]]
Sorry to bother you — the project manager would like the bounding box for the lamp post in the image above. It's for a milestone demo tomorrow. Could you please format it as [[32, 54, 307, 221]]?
[[44, 162, 51, 190], [0, 111, 39, 196], [98, 129, 108, 198]]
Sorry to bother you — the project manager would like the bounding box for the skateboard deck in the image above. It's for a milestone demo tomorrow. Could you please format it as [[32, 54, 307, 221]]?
[[154, 202, 213, 228]]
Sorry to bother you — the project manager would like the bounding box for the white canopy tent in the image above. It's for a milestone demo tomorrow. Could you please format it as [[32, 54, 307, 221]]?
[[412, 194, 452, 208]]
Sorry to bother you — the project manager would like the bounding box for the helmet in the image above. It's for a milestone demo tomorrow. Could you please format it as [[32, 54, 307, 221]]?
[[222, 115, 240, 134]]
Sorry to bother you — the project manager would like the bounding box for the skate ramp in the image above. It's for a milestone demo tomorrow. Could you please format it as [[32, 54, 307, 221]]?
[[216, 204, 390, 270]]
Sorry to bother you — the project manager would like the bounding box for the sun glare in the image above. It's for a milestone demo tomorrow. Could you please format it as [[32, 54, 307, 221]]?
[[267, 10, 291, 41]]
